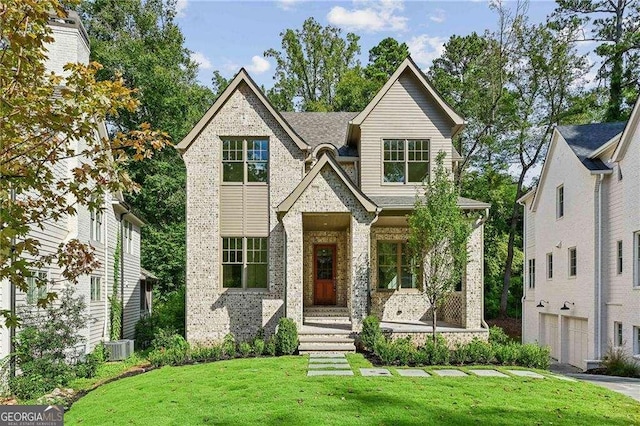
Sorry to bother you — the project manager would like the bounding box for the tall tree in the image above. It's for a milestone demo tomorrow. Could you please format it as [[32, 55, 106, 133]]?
[[408, 153, 471, 343], [554, 0, 640, 121], [1, 0, 167, 323], [79, 0, 215, 295], [264, 17, 360, 111], [365, 37, 409, 81]]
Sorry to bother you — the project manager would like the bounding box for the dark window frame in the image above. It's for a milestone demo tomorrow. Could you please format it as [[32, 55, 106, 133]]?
[[569, 247, 577, 277], [382, 139, 430, 184], [222, 138, 269, 184], [377, 241, 420, 290], [222, 237, 268, 289]]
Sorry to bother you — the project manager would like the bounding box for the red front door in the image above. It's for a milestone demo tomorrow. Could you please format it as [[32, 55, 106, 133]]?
[[314, 244, 336, 305]]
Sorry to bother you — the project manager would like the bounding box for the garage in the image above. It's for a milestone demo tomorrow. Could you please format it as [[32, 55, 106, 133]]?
[[539, 313, 559, 359], [564, 317, 589, 369]]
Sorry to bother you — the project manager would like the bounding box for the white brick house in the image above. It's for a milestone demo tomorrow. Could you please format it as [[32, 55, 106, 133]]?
[[520, 101, 640, 370], [0, 12, 152, 359], [179, 58, 490, 348]]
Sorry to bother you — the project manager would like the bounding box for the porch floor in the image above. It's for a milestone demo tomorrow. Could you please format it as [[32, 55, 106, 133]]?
[[380, 320, 471, 333]]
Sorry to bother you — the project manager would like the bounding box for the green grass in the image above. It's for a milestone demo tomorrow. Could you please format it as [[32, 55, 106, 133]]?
[[67, 353, 148, 393], [65, 355, 640, 425]]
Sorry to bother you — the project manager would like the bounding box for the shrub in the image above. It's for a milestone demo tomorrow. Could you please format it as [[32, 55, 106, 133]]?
[[134, 288, 186, 350], [190, 344, 222, 363], [9, 374, 54, 401], [494, 343, 520, 365], [222, 334, 237, 358], [361, 316, 382, 352], [466, 339, 494, 364], [75, 346, 106, 379], [265, 337, 277, 357], [410, 347, 429, 366], [275, 318, 298, 355], [134, 314, 158, 350], [517, 343, 550, 369], [450, 343, 470, 365], [423, 335, 450, 366], [488, 326, 511, 346], [373, 337, 398, 365], [395, 338, 415, 366], [148, 332, 190, 367], [238, 342, 253, 358], [252, 338, 265, 356], [602, 346, 640, 378]]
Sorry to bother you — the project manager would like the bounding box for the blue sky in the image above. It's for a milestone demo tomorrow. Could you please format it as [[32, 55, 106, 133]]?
[[175, 0, 560, 88]]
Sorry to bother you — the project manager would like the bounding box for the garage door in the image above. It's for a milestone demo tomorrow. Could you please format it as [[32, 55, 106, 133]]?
[[539, 314, 559, 359], [565, 317, 589, 369]]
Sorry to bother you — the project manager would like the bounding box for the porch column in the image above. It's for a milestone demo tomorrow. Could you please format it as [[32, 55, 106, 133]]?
[[350, 215, 371, 331], [283, 213, 304, 328], [463, 223, 484, 329]]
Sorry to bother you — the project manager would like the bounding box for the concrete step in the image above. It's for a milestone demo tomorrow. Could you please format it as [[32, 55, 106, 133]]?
[[304, 307, 350, 317], [303, 316, 351, 324], [299, 335, 355, 344], [298, 341, 356, 353]]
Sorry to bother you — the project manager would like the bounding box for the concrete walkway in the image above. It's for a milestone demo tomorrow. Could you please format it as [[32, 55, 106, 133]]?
[[566, 373, 640, 402]]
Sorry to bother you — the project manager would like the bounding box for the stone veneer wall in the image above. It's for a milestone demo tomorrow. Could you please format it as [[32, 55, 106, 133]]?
[[462, 223, 484, 329], [282, 164, 375, 329], [183, 83, 305, 344], [303, 231, 348, 307]]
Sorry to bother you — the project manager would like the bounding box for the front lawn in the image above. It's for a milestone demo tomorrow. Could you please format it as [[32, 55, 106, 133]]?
[[66, 355, 640, 425]]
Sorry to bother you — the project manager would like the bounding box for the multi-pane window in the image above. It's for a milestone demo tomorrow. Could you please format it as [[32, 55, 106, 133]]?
[[569, 247, 577, 277], [222, 237, 268, 289], [26, 271, 48, 305], [382, 139, 429, 184], [123, 221, 133, 254], [90, 276, 102, 302], [546, 253, 553, 280], [90, 209, 103, 242], [377, 242, 419, 289], [556, 185, 564, 218], [634, 326, 640, 355], [617, 240, 623, 275], [635, 232, 640, 287], [222, 138, 269, 183], [614, 322, 623, 346], [528, 259, 535, 289]]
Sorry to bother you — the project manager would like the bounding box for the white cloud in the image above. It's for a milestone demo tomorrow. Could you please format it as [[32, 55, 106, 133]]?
[[246, 56, 271, 74], [327, 0, 408, 32], [407, 34, 446, 68], [190, 51, 212, 70], [429, 8, 445, 23], [277, 0, 300, 11], [175, 0, 188, 18]]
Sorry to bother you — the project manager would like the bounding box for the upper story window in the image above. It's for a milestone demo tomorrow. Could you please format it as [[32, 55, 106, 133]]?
[[222, 138, 269, 183], [382, 139, 429, 184], [617, 240, 623, 275], [546, 253, 553, 280], [123, 220, 133, 254], [26, 270, 48, 305], [528, 259, 535, 289], [569, 247, 577, 277], [377, 241, 419, 289], [90, 209, 103, 242], [90, 276, 102, 302], [556, 185, 564, 219], [634, 232, 640, 287]]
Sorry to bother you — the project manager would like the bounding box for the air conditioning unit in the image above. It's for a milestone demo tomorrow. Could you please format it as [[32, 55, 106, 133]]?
[[104, 339, 134, 361]]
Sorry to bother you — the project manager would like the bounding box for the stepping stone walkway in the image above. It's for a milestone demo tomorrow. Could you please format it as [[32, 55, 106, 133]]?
[[506, 370, 545, 379], [397, 369, 430, 377], [306, 354, 354, 376], [360, 368, 393, 377], [432, 369, 468, 377], [469, 369, 509, 378]]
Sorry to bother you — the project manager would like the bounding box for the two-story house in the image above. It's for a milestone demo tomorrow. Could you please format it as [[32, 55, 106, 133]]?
[[0, 11, 153, 360], [179, 57, 490, 351], [520, 100, 640, 370]]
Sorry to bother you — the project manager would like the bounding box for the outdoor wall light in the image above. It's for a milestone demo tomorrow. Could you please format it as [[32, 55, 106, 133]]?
[[536, 300, 549, 308], [560, 301, 574, 310]]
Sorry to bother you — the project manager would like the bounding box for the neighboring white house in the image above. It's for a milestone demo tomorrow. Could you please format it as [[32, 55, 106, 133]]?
[[0, 11, 152, 359], [520, 101, 640, 370]]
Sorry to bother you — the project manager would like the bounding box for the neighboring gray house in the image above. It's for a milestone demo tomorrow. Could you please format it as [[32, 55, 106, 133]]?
[[520, 100, 640, 370], [0, 12, 152, 359], [179, 58, 490, 351]]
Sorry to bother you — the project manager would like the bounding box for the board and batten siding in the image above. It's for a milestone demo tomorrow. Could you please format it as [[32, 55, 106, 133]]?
[[359, 70, 455, 197], [220, 186, 269, 236]]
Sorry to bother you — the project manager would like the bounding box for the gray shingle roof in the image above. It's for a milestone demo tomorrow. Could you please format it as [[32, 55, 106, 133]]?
[[280, 112, 358, 156], [556, 122, 626, 171], [370, 196, 490, 210]]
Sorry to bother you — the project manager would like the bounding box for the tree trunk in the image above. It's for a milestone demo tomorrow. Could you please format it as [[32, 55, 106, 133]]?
[[500, 176, 525, 318]]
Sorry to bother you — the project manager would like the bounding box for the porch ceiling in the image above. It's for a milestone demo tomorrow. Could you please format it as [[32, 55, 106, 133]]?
[[303, 213, 350, 231]]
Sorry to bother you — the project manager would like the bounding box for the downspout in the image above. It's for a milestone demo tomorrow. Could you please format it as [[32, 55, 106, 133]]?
[[119, 211, 128, 340], [9, 185, 16, 378], [521, 201, 527, 341], [595, 174, 604, 360], [103, 196, 109, 340], [477, 207, 490, 330]]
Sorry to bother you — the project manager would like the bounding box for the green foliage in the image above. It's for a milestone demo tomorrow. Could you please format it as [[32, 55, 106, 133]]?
[[408, 152, 471, 342], [488, 326, 512, 345], [275, 318, 298, 356], [493, 343, 520, 365], [252, 338, 265, 356], [361, 315, 382, 352], [517, 344, 550, 369], [75, 348, 105, 380], [238, 342, 253, 358], [11, 286, 88, 399], [222, 334, 237, 358], [134, 288, 185, 349], [602, 347, 640, 378], [190, 344, 223, 363], [465, 339, 495, 364], [148, 333, 189, 367], [264, 17, 361, 111], [365, 37, 409, 81], [265, 337, 277, 357], [110, 234, 122, 340]]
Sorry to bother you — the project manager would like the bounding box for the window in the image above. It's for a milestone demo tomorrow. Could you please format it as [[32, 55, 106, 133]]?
[[556, 185, 564, 218], [528, 259, 536, 289], [377, 242, 419, 289], [617, 240, 623, 275], [546, 253, 553, 280], [123, 221, 133, 254], [90, 276, 102, 302], [614, 322, 623, 346], [634, 326, 640, 355], [26, 271, 47, 305], [635, 232, 640, 287], [90, 209, 103, 242], [140, 282, 150, 314], [222, 237, 268, 289], [569, 247, 577, 277], [382, 139, 429, 184], [222, 138, 268, 183]]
